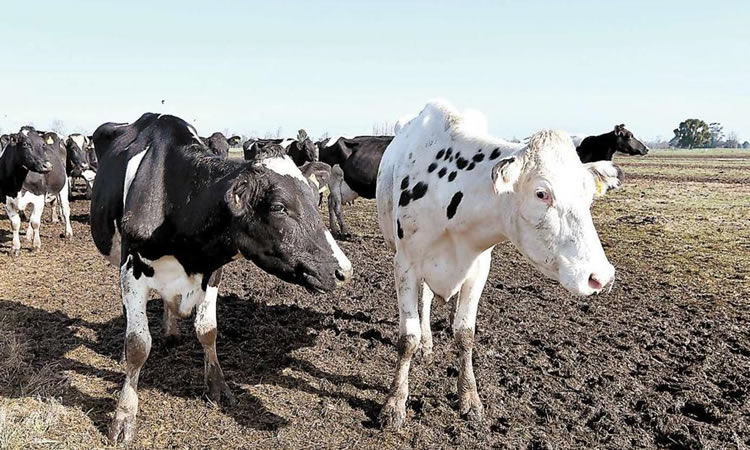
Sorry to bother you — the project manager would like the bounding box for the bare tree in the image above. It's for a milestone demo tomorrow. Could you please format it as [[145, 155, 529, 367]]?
[[319, 132, 330, 141], [372, 121, 395, 136], [49, 119, 66, 135]]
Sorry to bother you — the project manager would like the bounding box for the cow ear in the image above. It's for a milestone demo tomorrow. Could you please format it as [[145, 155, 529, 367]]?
[[9, 134, 19, 146], [586, 161, 624, 198], [491, 156, 521, 193], [225, 175, 260, 217]]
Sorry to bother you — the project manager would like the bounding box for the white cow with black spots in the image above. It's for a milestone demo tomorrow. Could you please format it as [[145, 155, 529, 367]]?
[[375, 99, 623, 428]]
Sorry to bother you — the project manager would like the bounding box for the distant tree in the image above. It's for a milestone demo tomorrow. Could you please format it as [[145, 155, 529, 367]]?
[[319, 132, 329, 140], [670, 119, 711, 149], [709, 122, 724, 147], [50, 119, 66, 135], [742, 141, 750, 149], [372, 121, 394, 136], [724, 131, 740, 148]]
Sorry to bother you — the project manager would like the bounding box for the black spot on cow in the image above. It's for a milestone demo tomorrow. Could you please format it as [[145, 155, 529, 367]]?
[[455, 151, 461, 159], [472, 153, 485, 162], [449, 156, 454, 162], [428, 162, 437, 173], [399, 190, 412, 207], [456, 157, 468, 170], [438, 167, 447, 178], [447, 192, 463, 219], [467, 162, 475, 171], [401, 176, 410, 190], [411, 182, 428, 200], [436, 149, 445, 160], [448, 171, 457, 182], [397, 219, 404, 239], [490, 147, 502, 160], [130, 253, 155, 279], [444, 148, 453, 160], [399, 181, 429, 207]]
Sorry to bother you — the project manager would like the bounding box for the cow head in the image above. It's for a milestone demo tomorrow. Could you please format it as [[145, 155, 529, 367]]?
[[613, 124, 648, 156], [494, 130, 621, 296], [225, 144, 352, 292], [8, 131, 53, 173], [66, 135, 91, 176]]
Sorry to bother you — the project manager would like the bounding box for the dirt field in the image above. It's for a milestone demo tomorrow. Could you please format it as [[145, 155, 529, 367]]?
[[1, 150, 749, 449]]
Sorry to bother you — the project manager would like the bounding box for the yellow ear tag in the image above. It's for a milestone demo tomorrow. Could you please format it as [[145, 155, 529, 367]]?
[[45, 136, 54, 145], [595, 178, 607, 196], [234, 194, 241, 205]]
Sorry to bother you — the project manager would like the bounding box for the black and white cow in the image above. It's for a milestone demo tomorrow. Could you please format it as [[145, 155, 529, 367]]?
[[299, 161, 332, 206], [376, 100, 622, 429], [228, 135, 242, 147], [2, 129, 72, 257], [66, 133, 97, 196], [90, 113, 352, 443], [204, 132, 230, 159], [319, 135, 393, 236], [0, 134, 10, 151], [576, 124, 649, 163], [0, 130, 53, 199], [243, 131, 316, 167]]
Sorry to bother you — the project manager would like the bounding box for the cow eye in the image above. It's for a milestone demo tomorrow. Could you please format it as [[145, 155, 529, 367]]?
[[535, 189, 551, 203], [270, 203, 286, 213]]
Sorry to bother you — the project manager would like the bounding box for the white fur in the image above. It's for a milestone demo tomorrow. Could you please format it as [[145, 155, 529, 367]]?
[[259, 155, 307, 183], [279, 138, 294, 149], [375, 99, 621, 426], [70, 134, 86, 150], [123, 146, 149, 208], [325, 231, 353, 278]]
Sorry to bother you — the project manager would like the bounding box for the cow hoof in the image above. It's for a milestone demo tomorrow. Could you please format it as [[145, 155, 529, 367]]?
[[108, 412, 137, 443], [205, 383, 237, 407], [10, 249, 20, 259], [419, 345, 434, 363], [378, 399, 407, 430], [459, 393, 484, 423]]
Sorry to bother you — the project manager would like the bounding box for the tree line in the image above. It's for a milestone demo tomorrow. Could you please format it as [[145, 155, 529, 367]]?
[[668, 119, 748, 149]]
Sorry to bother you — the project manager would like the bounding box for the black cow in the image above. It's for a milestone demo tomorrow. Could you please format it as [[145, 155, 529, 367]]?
[[2, 129, 71, 257], [90, 113, 352, 443], [576, 124, 649, 163], [285, 129, 317, 166], [0, 134, 10, 151], [319, 136, 393, 236], [205, 132, 230, 158]]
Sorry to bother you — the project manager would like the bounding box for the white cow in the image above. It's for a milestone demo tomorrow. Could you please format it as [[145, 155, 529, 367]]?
[[375, 100, 622, 428]]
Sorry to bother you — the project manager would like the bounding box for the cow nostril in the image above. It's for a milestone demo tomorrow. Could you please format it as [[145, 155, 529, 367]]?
[[588, 274, 603, 291]]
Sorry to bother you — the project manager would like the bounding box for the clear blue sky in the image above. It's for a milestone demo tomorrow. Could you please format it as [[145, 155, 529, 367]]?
[[1, 0, 748, 141]]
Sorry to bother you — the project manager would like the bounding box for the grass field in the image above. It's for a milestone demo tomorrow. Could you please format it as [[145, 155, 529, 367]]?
[[0, 150, 748, 449]]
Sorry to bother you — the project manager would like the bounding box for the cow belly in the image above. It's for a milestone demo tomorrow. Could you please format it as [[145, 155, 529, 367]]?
[[141, 255, 205, 317]]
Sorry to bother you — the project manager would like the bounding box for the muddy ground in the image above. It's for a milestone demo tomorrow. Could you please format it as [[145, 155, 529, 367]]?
[[1, 152, 749, 449]]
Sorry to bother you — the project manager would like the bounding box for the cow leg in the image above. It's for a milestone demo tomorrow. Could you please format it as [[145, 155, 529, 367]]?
[[379, 253, 420, 429], [109, 255, 151, 443], [194, 269, 236, 406], [6, 196, 22, 258], [419, 282, 434, 358], [327, 190, 339, 236], [162, 298, 181, 347], [58, 179, 73, 238], [453, 249, 491, 422], [49, 194, 60, 223], [26, 194, 44, 251]]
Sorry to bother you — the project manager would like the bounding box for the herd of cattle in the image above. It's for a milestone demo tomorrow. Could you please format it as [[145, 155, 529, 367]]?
[[0, 100, 648, 442]]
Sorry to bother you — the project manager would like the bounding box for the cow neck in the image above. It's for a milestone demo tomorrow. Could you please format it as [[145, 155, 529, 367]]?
[[450, 144, 523, 253], [0, 144, 29, 198]]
